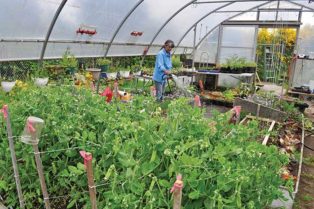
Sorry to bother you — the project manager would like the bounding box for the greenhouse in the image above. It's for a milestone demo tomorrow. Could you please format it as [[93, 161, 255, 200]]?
[[1, 0, 314, 208]]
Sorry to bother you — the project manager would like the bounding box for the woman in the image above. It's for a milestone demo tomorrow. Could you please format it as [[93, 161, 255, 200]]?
[[152, 40, 175, 102]]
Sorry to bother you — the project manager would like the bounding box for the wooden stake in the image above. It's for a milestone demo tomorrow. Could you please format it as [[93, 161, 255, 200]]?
[[173, 188, 182, 209], [85, 152, 97, 209], [2, 105, 25, 209], [256, 104, 261, 117], [171, 174, 183, 209], [262, 120, 276, 145], [33, 145, 51, 209]]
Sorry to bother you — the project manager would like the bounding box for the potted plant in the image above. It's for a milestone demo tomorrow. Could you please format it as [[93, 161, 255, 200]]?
[[222, 56, 248, 74], [60, 50, 78, 75], [142, 67, 154, 76], [86, 68, 101, 80], [106, 66, 118, 80], [246, 61, 257, 73], [219, 63, 231, 73], [1, 77, 16, 92], [119, 66, 131, 78], [1, 66, 16, 92], [96, 58, 111, 72], [33, 68, 49, 87], [172, 55, 182, 70], [131, 64, 141, 76]]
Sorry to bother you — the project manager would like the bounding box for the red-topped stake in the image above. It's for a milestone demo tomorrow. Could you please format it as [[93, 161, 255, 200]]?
[[80, 151, 97, 209], [171, 174, 183, 209]]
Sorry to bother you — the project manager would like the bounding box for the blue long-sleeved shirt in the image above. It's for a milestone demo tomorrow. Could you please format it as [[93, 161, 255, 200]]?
[[153, 48, 172, 83]]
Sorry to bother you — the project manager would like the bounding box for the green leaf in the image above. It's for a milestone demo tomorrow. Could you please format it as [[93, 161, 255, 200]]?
[[0, 180, 7, 190], [158, 179, 171, 188], [88, 131, 96, 141], [141, 162, 156, 176], [188, 190, 200, 200], [68, 165, 83, 175], [118, 156, 136, 168], [77, 162, 85, 171], [67, 198, 77, 208], [129, 181, 145, 195], [179, 154, 203, 167]]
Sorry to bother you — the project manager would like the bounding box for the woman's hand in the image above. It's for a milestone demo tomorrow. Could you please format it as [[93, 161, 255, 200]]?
[[164, 70, 171, 75]]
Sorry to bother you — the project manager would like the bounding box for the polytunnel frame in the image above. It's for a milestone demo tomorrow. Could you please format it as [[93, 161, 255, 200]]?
[[179, 0, 314, 65], [38, 0, 314, 64], [38, 0, 246, 64], [140, 1, 236, 67], [194, 0, 314, 49], [104, 0, 145, 57], [39, 0, 68, 67], [193, 1, 273, 51], [139, 0, 198, 66], [171, 0, 273, 67], [140, 0, 270, 66]]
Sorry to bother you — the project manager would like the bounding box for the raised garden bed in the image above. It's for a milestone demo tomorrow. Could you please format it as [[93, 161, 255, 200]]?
[[234, 97, 287, 122], [0, 86, 294, 208], [240, 115, 304, 209]]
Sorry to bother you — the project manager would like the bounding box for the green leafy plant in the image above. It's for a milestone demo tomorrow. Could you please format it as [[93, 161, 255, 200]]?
[[142, 67, 154, 75], [247, 61, 257, 68], [131, 64, 140, 73], [96, 58, 111, 66], [108, 66, 118, 73], [171, 55, 182, 69], [60, 50, 78, 69], [223, 56, 257, 72], [0, 88, 291, 209], [33, 67, 49, 78], [223, 89, 236, 101]]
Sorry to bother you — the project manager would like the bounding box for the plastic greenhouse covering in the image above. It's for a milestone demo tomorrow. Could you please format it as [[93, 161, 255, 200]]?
[[0, 0, 314, 61]]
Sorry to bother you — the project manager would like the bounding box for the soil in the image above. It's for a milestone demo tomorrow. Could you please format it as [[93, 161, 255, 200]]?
[[293, 105, 314, 209]]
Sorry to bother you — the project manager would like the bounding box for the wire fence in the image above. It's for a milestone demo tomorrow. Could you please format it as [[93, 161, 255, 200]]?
[[0, 61, 35, 80]]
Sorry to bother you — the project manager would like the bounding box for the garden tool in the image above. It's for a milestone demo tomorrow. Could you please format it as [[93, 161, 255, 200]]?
[[118, 90, 132, 102]]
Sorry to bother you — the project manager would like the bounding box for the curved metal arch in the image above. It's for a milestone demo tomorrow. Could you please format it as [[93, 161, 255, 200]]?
[[287, 0, 314, 11], [39, 0, 68, 66], [175, 0, 272, 54], [194, 1, 281, 49], [140, 0, 196, 65], [104, 0, 144, 57], [174, 1, 235, 54]]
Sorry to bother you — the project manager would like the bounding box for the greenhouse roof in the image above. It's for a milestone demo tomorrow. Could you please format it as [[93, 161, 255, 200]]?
[[0, 0, 313, 61]]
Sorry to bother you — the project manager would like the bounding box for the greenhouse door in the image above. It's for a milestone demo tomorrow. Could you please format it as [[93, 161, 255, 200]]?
[[217, 25, 258, 64], [256, 28, 297, 84]]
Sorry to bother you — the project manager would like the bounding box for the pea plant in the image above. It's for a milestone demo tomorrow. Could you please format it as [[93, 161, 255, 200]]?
[[0, 86, 291, 208]]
